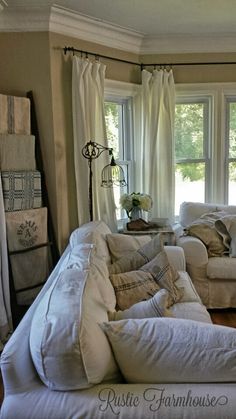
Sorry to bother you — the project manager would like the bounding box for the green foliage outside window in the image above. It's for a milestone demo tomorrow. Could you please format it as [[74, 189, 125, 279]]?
[[175, 103, 205, 181], [104, 102, 119, 159]]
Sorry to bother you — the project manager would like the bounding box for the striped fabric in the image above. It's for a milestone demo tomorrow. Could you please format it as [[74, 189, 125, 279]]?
[[0, 94, 30, 135], [1, 170, 42, 211]]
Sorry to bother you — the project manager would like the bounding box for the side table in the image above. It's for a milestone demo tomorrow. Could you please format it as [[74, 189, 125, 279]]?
[[122, 225, 176, 246]]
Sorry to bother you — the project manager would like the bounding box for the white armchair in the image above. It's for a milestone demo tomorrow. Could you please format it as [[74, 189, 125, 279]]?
[[177, 201, 236, 308]]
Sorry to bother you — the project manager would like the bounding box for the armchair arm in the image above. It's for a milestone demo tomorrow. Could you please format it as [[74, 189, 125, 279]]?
[[177, 235, 208, 266], [164, 245, 186, 271]]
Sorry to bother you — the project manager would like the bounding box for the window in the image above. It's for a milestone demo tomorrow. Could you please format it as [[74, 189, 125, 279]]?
[[175, 97, 211, 215], [104, 96, 133, 219], [226, 98, 236, 204], [175, 84, 236, 216]]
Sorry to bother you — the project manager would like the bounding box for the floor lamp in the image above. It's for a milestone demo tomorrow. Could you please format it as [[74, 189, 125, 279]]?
[[82, 141, 127, 221]]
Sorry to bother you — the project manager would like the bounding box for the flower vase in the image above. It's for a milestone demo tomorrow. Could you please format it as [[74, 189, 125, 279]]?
[[130, 207, 142, 220]]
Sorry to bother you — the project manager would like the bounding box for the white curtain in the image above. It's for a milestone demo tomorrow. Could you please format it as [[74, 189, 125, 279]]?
[[72, 56, 116, 230], [134, 69, 175, 222], [0, 178, 12, 351]]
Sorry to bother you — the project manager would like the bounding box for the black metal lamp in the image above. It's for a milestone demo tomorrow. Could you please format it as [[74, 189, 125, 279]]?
[[82, 141, 127, 221]]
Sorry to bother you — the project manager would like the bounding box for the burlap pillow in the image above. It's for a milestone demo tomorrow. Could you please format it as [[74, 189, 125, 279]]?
[[106, 233, 151, 263], [109, 270, 161, 310], [108, 234, 163, 275], [108, 289, 173, 320]]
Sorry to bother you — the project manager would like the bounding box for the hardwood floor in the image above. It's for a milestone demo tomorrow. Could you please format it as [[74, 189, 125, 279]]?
[[209, 308, 236, 328], [0, 309, 236, 410]]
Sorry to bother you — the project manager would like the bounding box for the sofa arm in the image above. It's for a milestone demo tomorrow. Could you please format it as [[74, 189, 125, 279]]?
[[164, 245, 186, 271], [177, 235, 208, 266]]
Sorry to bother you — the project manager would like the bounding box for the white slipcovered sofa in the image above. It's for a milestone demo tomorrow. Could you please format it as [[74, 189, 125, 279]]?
[[1, 220, 236, 419], [177, 201, 236, 308]]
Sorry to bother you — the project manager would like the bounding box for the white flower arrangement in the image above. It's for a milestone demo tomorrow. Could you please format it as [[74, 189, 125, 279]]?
[[120, 192, 153, 219]]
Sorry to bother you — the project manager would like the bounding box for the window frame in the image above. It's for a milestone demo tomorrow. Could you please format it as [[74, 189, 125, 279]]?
[[104, 79, 139, 194], [175, 95, 212, 205], [225, 95, 236, 203]]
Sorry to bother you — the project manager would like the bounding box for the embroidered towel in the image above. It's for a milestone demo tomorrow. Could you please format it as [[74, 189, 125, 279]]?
[[1, 171, 42, 211], [0, 94, 30, 135], [0, 134, 36, 171], [6, 207, 51, 305]]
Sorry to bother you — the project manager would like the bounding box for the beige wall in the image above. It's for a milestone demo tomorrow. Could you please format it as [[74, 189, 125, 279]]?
[[2, 30, 236, 251], [0, 31, 59, 245], [141, 52, 236, 83]]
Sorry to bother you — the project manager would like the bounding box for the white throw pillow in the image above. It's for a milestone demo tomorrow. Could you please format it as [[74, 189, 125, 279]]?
[[30, 243, 120, 391], [108, 289, 173, 320], [102, 317, 236, 383]]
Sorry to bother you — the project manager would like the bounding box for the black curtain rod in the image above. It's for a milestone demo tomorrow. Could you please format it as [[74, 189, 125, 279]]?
[[64, 46, 236, 68], [63, 46, 140, 66]]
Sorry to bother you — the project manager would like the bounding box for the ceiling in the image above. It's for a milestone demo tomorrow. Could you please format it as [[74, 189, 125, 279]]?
[[6, 0, 236, 37]]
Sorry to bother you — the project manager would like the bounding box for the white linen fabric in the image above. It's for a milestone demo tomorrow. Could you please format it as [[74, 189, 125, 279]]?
[[72, 56, 116, 230], [134, 69, 175, 222], [30, 243, 120, 391], [102, 318, 236, 384], [0, 178, 12, 350]]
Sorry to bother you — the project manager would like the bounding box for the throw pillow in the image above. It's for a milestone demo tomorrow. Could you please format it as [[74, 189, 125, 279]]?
[[140, 250, 183, 305], [109, 270, 161, 310], [109, 233, 163, 275], [101, 317, 236, 383], [108, 289, 173, 320], [184, 211, 228, 257], [106, 233, 151, 263]]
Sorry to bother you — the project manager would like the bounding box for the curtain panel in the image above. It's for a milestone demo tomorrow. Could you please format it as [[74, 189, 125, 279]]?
[[0, 178, 12, 350], [72, 56, 116, 230], [134, 69, 175, 222]]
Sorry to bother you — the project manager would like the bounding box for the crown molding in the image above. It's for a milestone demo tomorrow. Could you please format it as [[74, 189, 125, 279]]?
[[140, 33, 236, 54], [50, 5, 143, 53], [0, 4, 143, 53], [1, 4, 236, 55]]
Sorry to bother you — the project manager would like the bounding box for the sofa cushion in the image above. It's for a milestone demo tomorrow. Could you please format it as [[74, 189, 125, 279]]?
[[108, 234, 163, 275], [109, 270, 161, 310], [101, 317, 236, 383], [170, 301, 212, 323], [108, 289, 172, 320], [70, 220, 112, 264], [106, 233, 151, 263], [207, 256, 236, 279], [175, 271, 202, 303], [30, 243, 120, 391], [69, 221, 116, 310]]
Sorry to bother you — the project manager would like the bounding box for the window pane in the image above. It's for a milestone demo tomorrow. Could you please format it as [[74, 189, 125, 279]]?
[[228, 162, 236, 205], [104, 102, 121, 160], [175, 163, 205, 215], [105, 101, 129, 220], [175, 103, 205, 159], [229, 103, 236, 158]]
